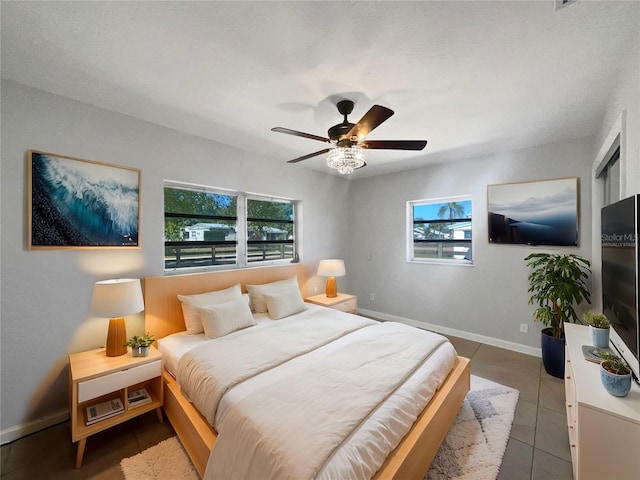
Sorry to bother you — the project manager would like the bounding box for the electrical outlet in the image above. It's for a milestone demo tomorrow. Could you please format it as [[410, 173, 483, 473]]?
[[370, 292, 375, 301], [520, 323, 528, 333]]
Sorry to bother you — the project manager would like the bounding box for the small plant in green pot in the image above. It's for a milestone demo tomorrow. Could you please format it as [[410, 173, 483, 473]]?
[[124, 335, 143, 357], [138, 333, 155, 357], [599, 352, 632, 397], [582, 311, 610, 348], [525, 253, 591, 379]]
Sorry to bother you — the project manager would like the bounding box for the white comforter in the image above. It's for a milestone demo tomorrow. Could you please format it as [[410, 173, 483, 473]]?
[[177, 308, 375, 425], [176, 307, 456, 480]]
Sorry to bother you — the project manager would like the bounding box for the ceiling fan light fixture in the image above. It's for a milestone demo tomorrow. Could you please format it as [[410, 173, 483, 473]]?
[[273, 100, 426, 170], [326, 145, 365, 175]]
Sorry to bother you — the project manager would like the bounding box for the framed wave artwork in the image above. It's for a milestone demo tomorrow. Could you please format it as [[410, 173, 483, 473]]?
[[487, 177, 579, 246], [28, 150, 141, 249]]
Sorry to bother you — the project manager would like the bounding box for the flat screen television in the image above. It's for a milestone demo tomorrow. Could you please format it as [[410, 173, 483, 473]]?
[[601, 194, 639, 382]]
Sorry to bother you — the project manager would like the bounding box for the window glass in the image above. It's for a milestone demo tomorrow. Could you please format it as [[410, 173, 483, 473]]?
[[246, 198, 295, 264], [164, 184, 296, 272], [408, 197, 472, 264], [603, 146, 620, 206]]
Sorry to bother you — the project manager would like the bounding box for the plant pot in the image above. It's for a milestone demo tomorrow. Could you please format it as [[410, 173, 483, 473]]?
[[589, 326, 610, 348], [541, 328, 565, 379], [139, 346, 149, 357], [600, 363, 632, 397], [131, 347, 140, 357]]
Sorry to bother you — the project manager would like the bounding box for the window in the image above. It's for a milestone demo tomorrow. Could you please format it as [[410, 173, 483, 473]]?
[[407, 196, 472, 264], [164, 182, 296, 271], [601, 146, 621, 206], [246, 198, 295, 264]]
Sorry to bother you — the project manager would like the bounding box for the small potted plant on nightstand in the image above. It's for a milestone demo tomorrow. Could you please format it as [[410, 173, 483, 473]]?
[[582, 311, 610, 348], [125, 335, 142, 357], [599, 352, 632, 397], [139, 333, 155, 357]]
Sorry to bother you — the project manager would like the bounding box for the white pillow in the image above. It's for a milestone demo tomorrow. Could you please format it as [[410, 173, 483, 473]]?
[[196, 297, 256, 339], [246, 276, 299, 313], [264, 287, 305, 320], [178, 284, 242, 334]]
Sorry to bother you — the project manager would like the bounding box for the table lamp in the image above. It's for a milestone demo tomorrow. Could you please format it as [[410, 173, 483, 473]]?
[[91, 278, 144, 357], [317, 259, 346, 298]]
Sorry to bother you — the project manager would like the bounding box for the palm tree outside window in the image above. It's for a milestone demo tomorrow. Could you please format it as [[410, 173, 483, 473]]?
[[408, 197, 472, 264]]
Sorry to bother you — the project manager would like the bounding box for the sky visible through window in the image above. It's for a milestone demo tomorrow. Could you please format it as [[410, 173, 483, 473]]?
[[413, 200, 472, 220]]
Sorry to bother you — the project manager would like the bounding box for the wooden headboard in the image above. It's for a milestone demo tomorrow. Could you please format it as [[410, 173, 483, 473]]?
[[144, 264, 308, 340]]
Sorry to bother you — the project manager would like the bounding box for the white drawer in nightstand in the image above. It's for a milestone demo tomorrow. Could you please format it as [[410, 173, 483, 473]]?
[[305, 293, 357, 314], [78, 360, 161, 402], [331, 297, 357, 313]]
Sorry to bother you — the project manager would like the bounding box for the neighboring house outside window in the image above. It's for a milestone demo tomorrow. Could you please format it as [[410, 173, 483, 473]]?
[[164, 182, 297, 272], [407, 196, 473, 265]]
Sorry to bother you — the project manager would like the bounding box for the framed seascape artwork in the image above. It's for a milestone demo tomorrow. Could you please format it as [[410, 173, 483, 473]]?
[[28, 150, 141, 249], [487, 177, 579, 246]]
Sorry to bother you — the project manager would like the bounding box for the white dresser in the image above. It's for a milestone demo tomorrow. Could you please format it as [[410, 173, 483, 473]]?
[[564, 323, 640, 480]]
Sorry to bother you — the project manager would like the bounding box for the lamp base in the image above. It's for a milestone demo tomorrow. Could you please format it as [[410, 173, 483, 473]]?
[[325, 276, 337, 298], [106, 317, 127, 357]]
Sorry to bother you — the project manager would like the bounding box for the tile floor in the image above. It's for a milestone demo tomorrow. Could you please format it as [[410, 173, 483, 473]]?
[[0, 337, 573, 480], [447, 336, 573, 480]]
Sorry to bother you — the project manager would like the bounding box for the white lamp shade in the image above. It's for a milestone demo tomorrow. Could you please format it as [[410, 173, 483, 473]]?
[[317, 259, 346, 277], [91, 278, 144, 318]]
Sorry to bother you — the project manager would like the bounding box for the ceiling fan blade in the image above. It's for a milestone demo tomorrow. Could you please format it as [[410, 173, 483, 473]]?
[[286, 148, 332, 163], [347, 105, 394, 140], [360, 140, 427, 151], [271, 127, 330, 143]]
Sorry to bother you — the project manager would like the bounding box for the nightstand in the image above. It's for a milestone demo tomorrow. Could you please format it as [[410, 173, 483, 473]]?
[[69, 346, 164, 468], [305, 293, 357, 314]]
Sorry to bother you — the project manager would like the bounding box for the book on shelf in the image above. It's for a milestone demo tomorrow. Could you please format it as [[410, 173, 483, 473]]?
[[86, 398, 124, 425], [127, 387, 151, 409]]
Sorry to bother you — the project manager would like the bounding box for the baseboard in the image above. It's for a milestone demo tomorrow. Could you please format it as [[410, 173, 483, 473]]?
[[359, 308, 542, 358], [0, 409, 69, 445]]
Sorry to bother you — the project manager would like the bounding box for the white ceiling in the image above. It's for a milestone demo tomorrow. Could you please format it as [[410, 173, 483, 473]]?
[[1, 1, 638, 178]]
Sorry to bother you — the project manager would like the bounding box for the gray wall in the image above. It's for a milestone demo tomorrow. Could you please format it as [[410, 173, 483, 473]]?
[[588, 24, 640, 313], [0, 81, 351, 440], [595, 23, 640, 197], [1, 21, 638, 440], [346, 138, 596, 354], [345, 23, 640, 354]]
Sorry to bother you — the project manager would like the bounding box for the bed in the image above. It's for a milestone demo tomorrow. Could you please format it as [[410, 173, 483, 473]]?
[[144, 264, 470, 479]]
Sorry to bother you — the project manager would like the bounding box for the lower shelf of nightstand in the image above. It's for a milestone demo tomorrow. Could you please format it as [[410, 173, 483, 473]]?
[[73, 379, 162, 440]]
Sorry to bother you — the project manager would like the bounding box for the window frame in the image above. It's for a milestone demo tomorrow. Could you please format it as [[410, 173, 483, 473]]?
[[600, 145, 621, 206], [164, 181, 298, 274], [406, 195, 473, 266]]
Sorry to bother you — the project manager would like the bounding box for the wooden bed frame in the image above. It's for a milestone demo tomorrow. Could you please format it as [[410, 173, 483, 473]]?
[[144, 264, 470, 479]]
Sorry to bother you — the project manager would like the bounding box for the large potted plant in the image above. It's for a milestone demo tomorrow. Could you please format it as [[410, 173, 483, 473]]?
[[525, 253, 591, 378]]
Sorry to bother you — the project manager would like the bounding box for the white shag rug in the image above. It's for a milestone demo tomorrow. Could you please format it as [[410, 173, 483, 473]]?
[[121, 375, 518, 480], [426, 375, 519, 480], [120, 436, 199, 480]]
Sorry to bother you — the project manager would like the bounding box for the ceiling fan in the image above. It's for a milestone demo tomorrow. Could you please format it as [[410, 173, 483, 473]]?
[[271, 100, 427, 174]]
